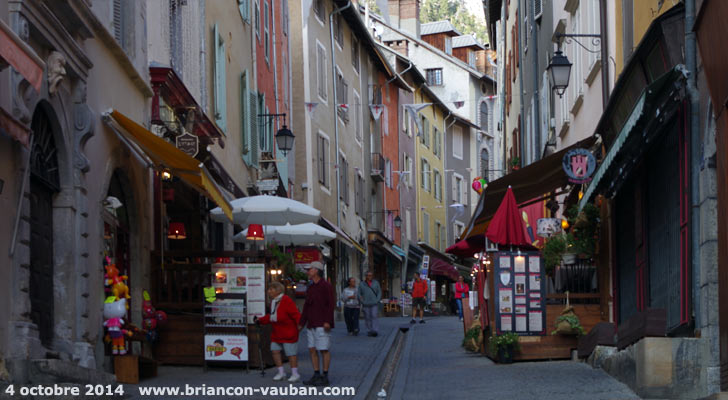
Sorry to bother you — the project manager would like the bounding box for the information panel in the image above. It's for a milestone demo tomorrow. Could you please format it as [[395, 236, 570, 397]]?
[[493, 251, 546, 336]]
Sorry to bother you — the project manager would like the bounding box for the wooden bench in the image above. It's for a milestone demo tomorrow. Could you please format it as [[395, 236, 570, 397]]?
[[577, 322, 616, 358]]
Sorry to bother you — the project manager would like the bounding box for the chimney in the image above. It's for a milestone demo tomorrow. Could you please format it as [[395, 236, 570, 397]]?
[[389, 0, 420, 37], [386, 39, 409, 57]]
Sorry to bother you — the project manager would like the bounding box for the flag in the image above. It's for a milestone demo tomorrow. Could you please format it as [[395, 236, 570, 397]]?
[[337, 104, 349, 113], [305, 102, 318, 115], [404, 103, 432, 137], [453, 101, 465, 109], [395, 171, 411, 190], [449, 203, 465, 224], [370, 104, 384, 120]]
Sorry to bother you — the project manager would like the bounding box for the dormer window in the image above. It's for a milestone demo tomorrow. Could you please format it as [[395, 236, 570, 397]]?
[[469, 50, 477, 67], [445, 37, 452, 54]]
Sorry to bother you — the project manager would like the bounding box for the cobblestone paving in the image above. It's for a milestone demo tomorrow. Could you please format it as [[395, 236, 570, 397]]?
[[126, 316, 407, 400], [394, 316, 641, 400]]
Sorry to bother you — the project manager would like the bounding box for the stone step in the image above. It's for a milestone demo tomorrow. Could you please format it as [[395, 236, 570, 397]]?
[[5, 359, 116, 386]]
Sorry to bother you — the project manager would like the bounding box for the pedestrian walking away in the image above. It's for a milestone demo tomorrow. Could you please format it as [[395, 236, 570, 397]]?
[[341, 277, 360, 336], [454, 276, 469, 321], [255, 282, 301, 383], [410, 272, 428, 324], [358, 270, 382, 337], [298, 262, 335, 386]]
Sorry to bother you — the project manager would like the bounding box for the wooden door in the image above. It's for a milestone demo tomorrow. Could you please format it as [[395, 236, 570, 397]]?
[[29, 179, 55, 346]]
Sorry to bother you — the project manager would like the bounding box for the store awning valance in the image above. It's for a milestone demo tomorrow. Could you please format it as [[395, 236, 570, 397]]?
[[392, 245, 407, 259], [320, 217, 366, 255], [460, 135, 597, 240], [579, 66, 688, 209], [0, 19, 44, 92], [429, 258, 459, 281], [102, 109, 233, 221]]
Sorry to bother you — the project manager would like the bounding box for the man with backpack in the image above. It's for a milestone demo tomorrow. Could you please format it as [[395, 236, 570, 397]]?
[[410, 272, 428, 324]]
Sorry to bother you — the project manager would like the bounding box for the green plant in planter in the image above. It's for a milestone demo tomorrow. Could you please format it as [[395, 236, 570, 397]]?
[[565, 203, 600, 260], [462, 326, 481, 350], [488, 332, 521, 359], [551, 313, 586, 336], [543, 234, 567, 275], [510, 156, 521, 169], [268, 242, 295, 276]]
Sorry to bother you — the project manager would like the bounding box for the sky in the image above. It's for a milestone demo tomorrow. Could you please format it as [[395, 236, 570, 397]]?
[[462, 0, 486, 22]]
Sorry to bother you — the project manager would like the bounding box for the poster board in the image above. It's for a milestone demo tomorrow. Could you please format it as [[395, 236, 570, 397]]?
[[204, 334, 248, 361], [493, 251, 546, 336], [211, 263, 266, 323]]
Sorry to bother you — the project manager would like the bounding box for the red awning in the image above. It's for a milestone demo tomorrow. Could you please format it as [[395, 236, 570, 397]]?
[[445, 235, 485, 258], [429, 258, 460, 281], [485, 187, 533, 248], [0, 20, 43, 92]]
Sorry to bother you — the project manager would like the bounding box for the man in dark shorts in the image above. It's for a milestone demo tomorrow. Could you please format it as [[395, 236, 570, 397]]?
[[410, 272, 428, 324]]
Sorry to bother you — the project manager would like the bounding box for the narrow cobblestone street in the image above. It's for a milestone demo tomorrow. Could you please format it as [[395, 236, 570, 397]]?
[[392, 316, 639, 400]]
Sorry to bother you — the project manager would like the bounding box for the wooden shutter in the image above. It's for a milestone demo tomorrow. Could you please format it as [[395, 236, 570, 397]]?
[[452, 176, 458, 203], [214, 24, 227, 132], [241, 72, 250, 164], [249, 91, 258, 167], [317, 136, 324, 183], [238, 0, 249, 22], [113, 0, 123, 43], [462, 176, 468, 206]]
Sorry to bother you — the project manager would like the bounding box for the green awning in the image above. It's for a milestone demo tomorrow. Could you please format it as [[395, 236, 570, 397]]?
[[392, 245, 407, 259], [579, 66, 688, 210]]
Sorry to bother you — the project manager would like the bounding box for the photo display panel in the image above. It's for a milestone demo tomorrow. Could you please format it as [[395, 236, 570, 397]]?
[[494, 251, 546, 335]]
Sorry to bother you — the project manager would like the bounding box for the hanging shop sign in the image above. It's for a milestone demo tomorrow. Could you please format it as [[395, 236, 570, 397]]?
[[294, 247, 322, 264], [562, 148, 596, 184], [176, 131, 199, 157], [537, 218, 563, 237], [493, 251, 546, 336], [256, 178, 279, 192]]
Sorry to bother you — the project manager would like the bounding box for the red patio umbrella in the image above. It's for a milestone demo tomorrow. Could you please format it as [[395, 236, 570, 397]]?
[[485, 186, 533, 248], [445, 235, 485, 258]]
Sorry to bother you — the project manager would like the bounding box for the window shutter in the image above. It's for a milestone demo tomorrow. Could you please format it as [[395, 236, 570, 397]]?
[[534, 0, 543, 19], [462, 178, 469, 206], [241, 72, 250, 165], [249, 91, 258, 167], [408, 157, 413, 187], [452, 177, 458, 202], [113, 0, 123, 43], [214, 24, 227, 133], [238, 0, 249, 22], [317, 136, 323, 183]]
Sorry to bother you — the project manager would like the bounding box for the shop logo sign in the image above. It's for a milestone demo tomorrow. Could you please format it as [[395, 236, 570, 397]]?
[[176, 131, 199, 157], [562, 149, 596, 184]]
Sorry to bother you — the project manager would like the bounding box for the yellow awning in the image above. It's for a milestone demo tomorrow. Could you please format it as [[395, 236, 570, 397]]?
[[106, 109, 233, 221]]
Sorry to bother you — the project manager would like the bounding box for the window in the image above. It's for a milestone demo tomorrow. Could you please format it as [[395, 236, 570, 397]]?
[[408, 156, 414, 187], [452, 125, 463, 159], [248, 90, 259, 166], [254, 0, 260, 39], [435, 222, 441, 250], [403, 154, 412, 187], [423, 212, 430, 244], [351, 34, 360, 73], [238, 0, 250, 23], [481, 149, 489, 180], [454, 222, 465, 239], [445, 37, 452, 54], [213, 24, 227, 133], [313, 0, 324, 21], [264, 1, 270, 62], [113, 0, 134, 56], [336, 70, 349, 122], [333, 15, 344, 47], [453, 174, 463, 204], [441, 226, 446, 251], [421, 117, 430, 147], [259, 95, 268, 151], [426, 68, 443, 86], [433, 128, 441, 158], [241, 71, 254, 165], [421, 158, 430, 191], [480, 102, 488, 131], [316, 42, 327, 101], [434, 170, 441, 201], [354, 91, 362, 142], [469, 50, 477, 67], [385, 158, 392, 188], [339, 154, 349, 205], [317, 133, 329, 187]]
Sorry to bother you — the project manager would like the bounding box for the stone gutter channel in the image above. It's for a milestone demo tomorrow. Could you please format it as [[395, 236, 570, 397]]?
[[358, 325, 411, 400]]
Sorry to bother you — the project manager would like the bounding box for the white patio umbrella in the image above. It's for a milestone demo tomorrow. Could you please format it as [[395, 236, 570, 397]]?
[[210, 195, 321, 226], [233, 223, 335, 246]]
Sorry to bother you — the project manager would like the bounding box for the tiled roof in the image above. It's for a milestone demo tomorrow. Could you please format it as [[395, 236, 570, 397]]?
[[420, 20, 461, 36], [452, 35, 485, 49]]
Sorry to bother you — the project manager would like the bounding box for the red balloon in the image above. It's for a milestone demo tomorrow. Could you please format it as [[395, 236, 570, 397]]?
[[143, 318, 157, 330], [155, 310, 168, 323]]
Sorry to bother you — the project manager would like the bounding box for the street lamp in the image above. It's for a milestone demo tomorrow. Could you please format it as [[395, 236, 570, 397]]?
[[275, 125, 295, 156], [394, 215, 402, 228], [547, 50, 572, 97]]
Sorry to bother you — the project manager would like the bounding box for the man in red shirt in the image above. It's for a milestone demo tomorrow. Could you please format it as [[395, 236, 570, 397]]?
[[410, 272, 428, 324], [298, 262, 334, 386]]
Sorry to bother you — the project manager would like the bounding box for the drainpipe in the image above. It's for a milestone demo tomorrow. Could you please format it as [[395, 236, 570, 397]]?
[[330, 1, 351, 231], [384, 60, 413, 87], [272, 0, 281, 191], [530, 0, 540, 160], [500, 4, 507, 178], [685, 0, 700, 327]]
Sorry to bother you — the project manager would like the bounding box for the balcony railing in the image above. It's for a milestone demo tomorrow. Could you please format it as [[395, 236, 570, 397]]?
[[371, 153, 385, 182]]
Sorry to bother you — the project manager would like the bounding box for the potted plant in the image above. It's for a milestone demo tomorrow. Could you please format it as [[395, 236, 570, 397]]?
[[564, 204, 600, 261], [488, 332, 520, 363], [510, 156, 521, 171], [543, 234, 567, 275], [551, 306, 586, 336]]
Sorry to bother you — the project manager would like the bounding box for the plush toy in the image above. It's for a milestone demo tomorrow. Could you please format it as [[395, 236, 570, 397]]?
[[141, 290, 167, 342], [105, 264, 130, 301], [472, 177, 488, 195], [103, 297, 131, 355]]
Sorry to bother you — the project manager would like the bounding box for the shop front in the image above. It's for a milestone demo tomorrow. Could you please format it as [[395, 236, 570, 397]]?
[[368, 231, 403, 302]]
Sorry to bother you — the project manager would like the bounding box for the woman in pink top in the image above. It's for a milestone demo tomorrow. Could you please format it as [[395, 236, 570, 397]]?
[[454, 276, 469, 321]]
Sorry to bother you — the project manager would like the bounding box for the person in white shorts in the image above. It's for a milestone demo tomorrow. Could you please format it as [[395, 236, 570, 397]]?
[[298, 262, 334, 386]]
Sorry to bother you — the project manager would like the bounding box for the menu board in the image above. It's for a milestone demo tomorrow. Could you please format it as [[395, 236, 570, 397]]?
[[211, 263, 266, 323], [493, 252, 546, 336]]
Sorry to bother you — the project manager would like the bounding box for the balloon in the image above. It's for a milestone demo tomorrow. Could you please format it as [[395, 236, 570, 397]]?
[[471, 177, 488, 195], [143, 318, 157, 330]]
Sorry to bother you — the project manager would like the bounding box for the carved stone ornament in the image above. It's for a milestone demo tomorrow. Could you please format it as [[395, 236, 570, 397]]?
[[47, 51, 67, 96], [73, 84, 94, 172]]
